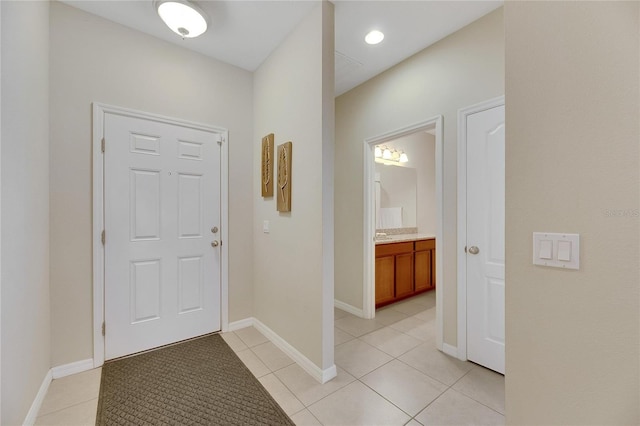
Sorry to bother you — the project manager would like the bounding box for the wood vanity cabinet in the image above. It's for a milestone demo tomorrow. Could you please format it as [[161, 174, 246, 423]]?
[[375, 238, 435, 308]]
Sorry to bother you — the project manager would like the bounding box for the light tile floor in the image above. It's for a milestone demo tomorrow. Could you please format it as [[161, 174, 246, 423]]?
[[35, 291, 505, 425]]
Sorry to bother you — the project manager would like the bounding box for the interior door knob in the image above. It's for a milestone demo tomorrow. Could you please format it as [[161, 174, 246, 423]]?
[[468, 246, 480, 255], [211, 240, 219, 247]]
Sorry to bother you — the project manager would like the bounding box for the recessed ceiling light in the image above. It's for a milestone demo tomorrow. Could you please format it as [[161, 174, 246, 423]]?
[[365, 30, 384, 45], [156, 0, 208, 39]]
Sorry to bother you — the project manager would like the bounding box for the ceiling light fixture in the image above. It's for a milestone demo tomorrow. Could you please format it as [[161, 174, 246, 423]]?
[[365, 30, 384, 45], [156, 0, 208, 39]]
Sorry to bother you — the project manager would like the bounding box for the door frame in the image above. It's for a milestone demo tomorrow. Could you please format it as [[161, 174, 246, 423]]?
[[92, 103, 229, 367], [456, 95, 505, 361], [363, 115, 444, 351]]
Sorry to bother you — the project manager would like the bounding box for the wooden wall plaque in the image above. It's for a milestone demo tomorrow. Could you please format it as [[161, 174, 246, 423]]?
[[261, 133, 274, 197], [277, 141, 292, 212]]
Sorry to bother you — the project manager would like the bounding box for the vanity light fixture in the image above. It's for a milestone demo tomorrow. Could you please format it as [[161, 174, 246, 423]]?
[[375, 145, 409, 164], [365, 30, 384, 45], [156, 0, 209, 39]]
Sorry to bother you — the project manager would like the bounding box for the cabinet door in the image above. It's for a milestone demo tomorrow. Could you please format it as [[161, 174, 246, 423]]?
[[414, 249, 432, 291], [375, 256, 395, 305], [395, 253, 414, 298]]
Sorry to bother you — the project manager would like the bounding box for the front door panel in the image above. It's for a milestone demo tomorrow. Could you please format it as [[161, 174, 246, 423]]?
[[104, 113, 221, 360]]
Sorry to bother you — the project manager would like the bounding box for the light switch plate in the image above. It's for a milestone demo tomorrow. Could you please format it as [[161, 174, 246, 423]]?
[[263, 220, 269, 233], [533, 232, 580, 270]]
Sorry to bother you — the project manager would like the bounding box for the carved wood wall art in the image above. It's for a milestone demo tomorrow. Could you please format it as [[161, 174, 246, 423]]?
[[277, 141, 292, 212], [261, 133, 274, 197]]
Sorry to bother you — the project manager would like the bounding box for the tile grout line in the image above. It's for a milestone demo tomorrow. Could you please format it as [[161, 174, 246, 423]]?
[[446, 368, 505, 417], [36, 397, 99, 421], [412, 364, 505, 421]]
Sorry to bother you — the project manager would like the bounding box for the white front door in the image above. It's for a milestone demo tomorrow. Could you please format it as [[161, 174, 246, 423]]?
[[466, 104, 505, 374], [104, 112, 221, 360]]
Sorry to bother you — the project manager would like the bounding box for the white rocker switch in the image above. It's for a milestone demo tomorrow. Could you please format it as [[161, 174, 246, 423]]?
[[539, 240, 553, 260], [557, 240, 572, 262]]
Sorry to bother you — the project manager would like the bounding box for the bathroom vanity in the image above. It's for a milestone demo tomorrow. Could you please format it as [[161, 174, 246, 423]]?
[[375, 235, 435, 308]]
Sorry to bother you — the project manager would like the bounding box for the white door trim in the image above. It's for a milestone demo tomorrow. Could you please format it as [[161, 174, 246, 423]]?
[[92, 103, 229, 367], [456, 95, 505, 361], [363, 115, 444, 351]]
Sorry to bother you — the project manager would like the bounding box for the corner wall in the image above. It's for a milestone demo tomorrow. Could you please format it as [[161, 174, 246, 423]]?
[[253, 1, 335, 373], [49, 2, 254, 366], [1, 1, 51, 424], [505, 2, 639, 423], [335, 8, 504, 346]]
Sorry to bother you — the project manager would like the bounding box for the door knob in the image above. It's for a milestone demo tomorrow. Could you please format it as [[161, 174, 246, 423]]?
[[211, 240, 219, 247], [468, 246, 480, 255], [211, 226, 218, 233]]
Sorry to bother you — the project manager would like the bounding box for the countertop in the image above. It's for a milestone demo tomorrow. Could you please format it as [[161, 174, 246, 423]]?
[[375, 233, 436, 245]]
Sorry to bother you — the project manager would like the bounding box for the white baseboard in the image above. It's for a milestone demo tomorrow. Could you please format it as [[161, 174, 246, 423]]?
[[23, 369, 52, 426], [442, 343, 459, 358], [227, 317, 254, 332], [334, 299, 364, 318], [225, 316, 337, 384], [52, 358, 94, 379]]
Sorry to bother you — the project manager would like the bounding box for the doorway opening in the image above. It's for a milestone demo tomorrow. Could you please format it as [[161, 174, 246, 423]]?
[[363, 116, 444, 351]]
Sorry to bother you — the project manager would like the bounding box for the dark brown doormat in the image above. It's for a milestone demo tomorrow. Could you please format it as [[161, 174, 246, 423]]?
[[96, 333, 295, 425]]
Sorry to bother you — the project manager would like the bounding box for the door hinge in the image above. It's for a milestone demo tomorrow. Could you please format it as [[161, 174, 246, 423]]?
[[101, 230, 105, 245], [101, 138, 105, 153], [217, 135, 225, 146], [102, 322, 105, 336]]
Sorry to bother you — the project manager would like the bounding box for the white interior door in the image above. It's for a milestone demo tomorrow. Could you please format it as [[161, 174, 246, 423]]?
[[104, 112, 221, 360], [466, 104, 505, 374]]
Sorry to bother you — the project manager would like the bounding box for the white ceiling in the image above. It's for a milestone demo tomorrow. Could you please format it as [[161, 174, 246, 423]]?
[[60, 0, 503, 96]]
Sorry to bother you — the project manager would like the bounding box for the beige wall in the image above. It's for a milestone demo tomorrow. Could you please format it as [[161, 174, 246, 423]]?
[[253, 1, 335, 370], [505, 2, 639, 423], [1, 1, 51, 424], [335, 8, 504, 345], [49, 2, 254, 366]]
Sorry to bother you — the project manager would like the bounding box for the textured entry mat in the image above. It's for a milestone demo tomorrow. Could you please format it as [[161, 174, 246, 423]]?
[[96, 333, 295, 426]]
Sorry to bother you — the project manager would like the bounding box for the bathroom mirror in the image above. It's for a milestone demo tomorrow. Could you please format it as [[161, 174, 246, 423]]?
[[375, 163, 417, 229]]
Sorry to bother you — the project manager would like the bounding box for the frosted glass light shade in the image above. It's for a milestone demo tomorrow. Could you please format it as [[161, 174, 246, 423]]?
[[157, 1, 208, 38], [365, 30, 384, 45], [374, 146, 382, 158], [399, 152, 409, 163], [382, 148, 392, 159]]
